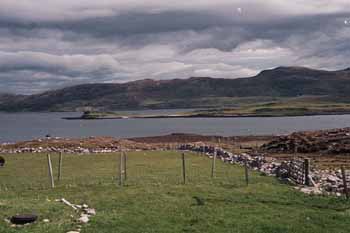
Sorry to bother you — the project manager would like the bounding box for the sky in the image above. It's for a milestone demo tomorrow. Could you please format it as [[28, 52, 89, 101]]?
[[0, 0, 350, 94]]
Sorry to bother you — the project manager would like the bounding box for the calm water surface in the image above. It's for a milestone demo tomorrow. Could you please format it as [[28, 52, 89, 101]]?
[[1, 111, 350, 143]]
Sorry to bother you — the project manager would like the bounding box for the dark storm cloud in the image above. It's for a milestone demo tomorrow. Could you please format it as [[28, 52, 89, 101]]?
[[48, 11, 234, 37], [0, 1, 350, 94], [1, 8, 346, 45], [0, 11, 224, 35]]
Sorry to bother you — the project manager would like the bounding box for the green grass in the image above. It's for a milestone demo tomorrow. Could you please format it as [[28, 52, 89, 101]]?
[[0, 151, 349, 233], [192, 96, 350, 117], [81, 96, 350, 119]]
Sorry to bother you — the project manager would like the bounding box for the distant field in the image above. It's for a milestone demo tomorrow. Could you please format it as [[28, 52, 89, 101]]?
[[76, 96, 350, 119], [0, 151, 350, 233], [193, 96, 350, 117]]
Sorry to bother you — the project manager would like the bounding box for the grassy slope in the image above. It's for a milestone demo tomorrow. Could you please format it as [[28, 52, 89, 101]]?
[[192, 96, 350, 117], [0, 152, 349, 233], [79, 96, 350, 119]]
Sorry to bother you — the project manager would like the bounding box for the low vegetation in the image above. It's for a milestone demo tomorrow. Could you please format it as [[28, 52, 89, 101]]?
[[0, 151, 349, 232], [73, 97, 350, 119]]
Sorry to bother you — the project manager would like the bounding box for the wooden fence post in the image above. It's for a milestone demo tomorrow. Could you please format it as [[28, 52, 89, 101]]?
[[211, 149, 217, 178], [123, 152, 127, 180], [58, 152, 63, 181], [244, 158, 249, 186], [304, 159, 310, 186], [182, 153, 186, 184], [341, 166, 349, 199], [47, 154, 55, 188], [119, 153, 124, 186]]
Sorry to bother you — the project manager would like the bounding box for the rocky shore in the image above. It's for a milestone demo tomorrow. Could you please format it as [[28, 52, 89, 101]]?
[[0, 134, 271, 154], [0, 137, 153, 154], [262, 127, 350, 154]]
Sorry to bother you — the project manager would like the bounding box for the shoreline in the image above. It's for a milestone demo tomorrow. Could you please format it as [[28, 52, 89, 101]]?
[[63, 111, 350, 120]]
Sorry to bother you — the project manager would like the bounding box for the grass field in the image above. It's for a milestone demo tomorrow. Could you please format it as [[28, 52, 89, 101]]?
[[0, 151, 350, 233], [192, 97, 350, 117], [79, 96, 350, 119]]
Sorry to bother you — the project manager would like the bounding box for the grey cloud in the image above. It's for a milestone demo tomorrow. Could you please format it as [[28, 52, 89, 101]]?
[[0, 11, 234, 40], [0, 1, 350, 94], [20, 12, 350, 53], [0, 51, 123, 76]]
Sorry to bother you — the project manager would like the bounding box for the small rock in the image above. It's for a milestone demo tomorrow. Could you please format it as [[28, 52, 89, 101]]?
[[326, 175, 339, 184], [43, 219, 50, 223], [85, 208, 96, 216], [78, 215, 89, 224]]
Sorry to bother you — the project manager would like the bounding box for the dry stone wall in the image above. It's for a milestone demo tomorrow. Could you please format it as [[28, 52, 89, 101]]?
[[178, 144, 349, 197]]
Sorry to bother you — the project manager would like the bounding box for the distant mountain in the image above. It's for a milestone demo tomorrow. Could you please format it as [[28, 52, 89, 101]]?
[[2, 66, 350, 112], [0, 93, 26, 106]]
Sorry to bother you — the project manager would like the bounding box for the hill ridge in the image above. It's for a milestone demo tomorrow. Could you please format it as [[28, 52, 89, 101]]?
[[1, 66, 350, 111]]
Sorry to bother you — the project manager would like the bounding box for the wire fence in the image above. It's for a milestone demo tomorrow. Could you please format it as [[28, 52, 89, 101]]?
[[0, 150, 251, 192]]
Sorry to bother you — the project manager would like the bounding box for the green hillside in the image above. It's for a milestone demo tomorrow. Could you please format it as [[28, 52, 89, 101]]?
[[2, 66, 350, 112]]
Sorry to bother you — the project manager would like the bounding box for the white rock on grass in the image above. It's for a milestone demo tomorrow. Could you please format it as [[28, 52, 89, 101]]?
[[78, 215, 89, 224], [85, 208, 96, 216], [298, 187, 322, 195]]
